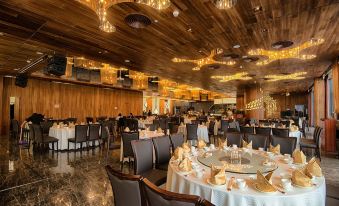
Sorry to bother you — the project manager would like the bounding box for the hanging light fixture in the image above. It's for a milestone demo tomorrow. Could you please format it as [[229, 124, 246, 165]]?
[[136, 0, 171, 10], [77, 0, 116, 33], [213, 0, 237, 9]]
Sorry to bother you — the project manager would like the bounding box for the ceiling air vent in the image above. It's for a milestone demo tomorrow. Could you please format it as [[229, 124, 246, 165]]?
[[125, 13, 152, 29]]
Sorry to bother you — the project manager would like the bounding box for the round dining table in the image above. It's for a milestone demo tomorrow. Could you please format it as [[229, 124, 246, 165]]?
[[166, 148, 325, 206]]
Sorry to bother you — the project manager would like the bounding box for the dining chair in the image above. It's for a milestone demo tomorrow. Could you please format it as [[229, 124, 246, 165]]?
[[271, 136, 297, 155], [246, 134, 268, 150], [186, 123, 198, 144], [240, 126, 255, 135], [40, 121, 53, 135], [152, 135, 171, 171], [208, 121, 216, 143], [142, 178, 201, 206], [105, 165, 144, 206], [200, 199, 215, 206], [225, 132, 243, 147], [121, 132, 139, 168], [68, 125, 88, 151], [272, 128, 289, 138], [168, 122, 179, 134], [131, 139, 167, 186], [255, 127, 272, 136], [11, 119, 20, 139], [32, 124, 58, 151], [220, 120, 229, 133], [159, 118, 168, 131], [86, 117, 94, 124], [169, 133, 184, 151], [88, 124, 101, 148], [153, 119, 160, 129], [300, 126, 322, 161]]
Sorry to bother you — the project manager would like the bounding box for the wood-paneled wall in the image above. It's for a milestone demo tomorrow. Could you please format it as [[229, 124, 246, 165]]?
[[269, 93, 308, 118], [0, 76, 4, 135], [332, 61, 339, 114], [244, 87, 264, 120], [1, 77, 143, 134], [236, 96, 245, 110], [314, 78, 326, 126]]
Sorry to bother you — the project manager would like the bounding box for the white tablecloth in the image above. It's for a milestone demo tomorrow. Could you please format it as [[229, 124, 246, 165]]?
[[178, 125, 209, 143], [138, 120, 153, 129], [166, 150, 326, 206], [289, 131, 302, 148], [49, 126, 99, 150], [119, 131, 164, 162]]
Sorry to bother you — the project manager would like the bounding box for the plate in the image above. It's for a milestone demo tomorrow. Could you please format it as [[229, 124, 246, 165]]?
[[206, 178, 226, 187], [253, 183, 278, 194]]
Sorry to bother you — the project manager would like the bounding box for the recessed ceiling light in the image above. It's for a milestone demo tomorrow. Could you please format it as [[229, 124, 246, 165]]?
[[36, 51, 43, 55], [173, 9, 180, 17], [154, 19, 158, 23], [242, 55, 248, 58], [14, 68, 19, 71], [104, 50, 108, 53], [253, 6, 262, 12], [187, 28, 192, 32], [233, 45, 240, 48], [0, 32, 4, 36], [239, 65, 243, 68], [98, 51, 102, 54], [124, 59, 130, 63], [26, 60, 31, 63], [262, 28, 268, 32]]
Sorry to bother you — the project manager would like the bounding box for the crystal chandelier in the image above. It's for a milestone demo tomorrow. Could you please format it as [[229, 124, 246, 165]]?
[[245, 94, 277, 115], [136, 0, 171, 10], [77, 0, 116, 33], [213, 0, 237, 9], [211, 72, 252, 82], [265, 72, 307, 82]]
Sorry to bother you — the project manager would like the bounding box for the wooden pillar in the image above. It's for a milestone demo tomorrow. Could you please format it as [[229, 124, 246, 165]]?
[[0, 76, 3, 135], [244, 87, 264, 120], [314, 78, 325, 127], [332, 60, 339, 114]]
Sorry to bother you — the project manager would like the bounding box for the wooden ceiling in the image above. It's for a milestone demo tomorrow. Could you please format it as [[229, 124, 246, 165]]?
[[0, 0, 338, 94]]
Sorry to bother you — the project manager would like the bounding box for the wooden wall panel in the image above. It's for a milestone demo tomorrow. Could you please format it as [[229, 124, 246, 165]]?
[[332, 61, 339, 114], [244, 87, 264, 120], [236, 96, 245, 110], [0, 76, 4, 135], [1, 77, 143, 134], [270, 93, 308, 118], [314, 78, 326, 127]]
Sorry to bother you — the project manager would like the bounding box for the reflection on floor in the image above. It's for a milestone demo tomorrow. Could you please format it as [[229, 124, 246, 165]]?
[[0, 136, 338, 206]]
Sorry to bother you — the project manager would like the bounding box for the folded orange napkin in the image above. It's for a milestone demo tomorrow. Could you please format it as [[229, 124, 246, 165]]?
[[218, 138, 227, 149], [292, 169, 312, 187], [182, 142, 191, 153], [174, 147, 184, 161], [256, 170, 277, 192], [292, 149, 306, 164], [305, 157, 322, 177], [269, 144, 280, 154], [242, 140, 252, 149], [178, 157, 192, 172], [124, 127, 130, 132], [197, 139, 206, 149], [210, 165, 226, 185]]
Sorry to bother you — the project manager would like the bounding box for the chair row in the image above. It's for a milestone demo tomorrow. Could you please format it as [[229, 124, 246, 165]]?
[[222, 132, 297, 155], [106, 165, 214, 206], [239, 126, 291, 138]]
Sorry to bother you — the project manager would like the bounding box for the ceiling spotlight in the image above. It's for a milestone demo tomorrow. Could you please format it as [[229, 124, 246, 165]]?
[[242, 55, 248, 58], [98, 51, 102, 54], [26, 60, 31, 63], [187, 27, 192, 32], [14, 68, 19, 71], [36, 51, 43, 55], [233, 45, 240, 48], [253, 6, 262, 12], [239, 65, 243, 68], [124, 59, 130, 63], [173, 9, 180, 17], [0, 32, 4, 36], [154, 19, 158, 23]]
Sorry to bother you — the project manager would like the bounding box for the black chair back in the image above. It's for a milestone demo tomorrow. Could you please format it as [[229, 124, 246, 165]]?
[[145, 124, 157, 131], [186, 124, 198, 141], [86, 117, 94, 124], [75, 125, 88, 142], [88, 124, 100, 140], [131, 139, 153, 175], [225, 132, 242, 147], [314, 126, 322, 146], [271, 136, 297, 155], [28, 124, 34, 141], [255, 127, 271, 136], [105, 165, 143, 206], [122, 132, 139, 158], [32, 124, 43, 143], [40, 121, 53, 135], [159, 118, 168, 130], [152, 136, 171, 168], [246, 134, 268, 150], [240, 126, 254, 134], [142, 178, 201, 206], [11, 119, 20, 138], [272, 128, 289, 138], [208, 121, 215, 135], [153, 119, 160, 128], [168, 122, 179, 134], [170, 133, 184, 151], [221, 120, 229, 132]]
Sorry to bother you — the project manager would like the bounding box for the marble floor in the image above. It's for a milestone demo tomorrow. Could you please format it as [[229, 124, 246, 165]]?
[[0, 136, 339, 206]]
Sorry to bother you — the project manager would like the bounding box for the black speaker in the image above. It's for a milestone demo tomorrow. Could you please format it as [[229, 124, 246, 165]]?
[[45, 55, 67, 76], [15, 74, 28, 88]]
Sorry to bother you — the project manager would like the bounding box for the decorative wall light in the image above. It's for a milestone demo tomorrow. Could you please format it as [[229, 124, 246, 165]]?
[[248, 38, 324, 65], [211, 72, 252, 82], [172, 48, 236, 71], [136, 0, 171, 10], [101, 63, 117, 84], [77, 0, 116, 33], [127, 71, 149, 90], [264, 72, 307, 82], [213, 0, 237, 9], [245, 94, 277, 115]]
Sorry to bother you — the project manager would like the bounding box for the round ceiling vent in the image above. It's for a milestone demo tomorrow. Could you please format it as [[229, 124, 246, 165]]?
[[125, 13, 152, 29], [271, 40, 294, 49]]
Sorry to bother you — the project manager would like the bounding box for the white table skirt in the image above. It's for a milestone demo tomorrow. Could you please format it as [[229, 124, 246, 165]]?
[[49, 127, 99, 150], [166, 151, 326, 206], [289, 131, 302, 148], [119, 131, 164, 162], [178, 125, 209, 143]]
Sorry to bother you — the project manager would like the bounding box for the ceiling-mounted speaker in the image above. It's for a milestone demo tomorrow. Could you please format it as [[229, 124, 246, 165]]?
[[45, 55, 67, 76], [15, 74, 28, 88]]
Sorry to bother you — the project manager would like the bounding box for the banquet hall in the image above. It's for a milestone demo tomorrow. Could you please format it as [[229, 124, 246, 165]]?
[[0, 0, 339, 205]]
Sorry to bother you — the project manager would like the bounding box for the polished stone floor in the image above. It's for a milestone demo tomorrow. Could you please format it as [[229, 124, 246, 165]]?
[[0, 136, 339, 206]]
